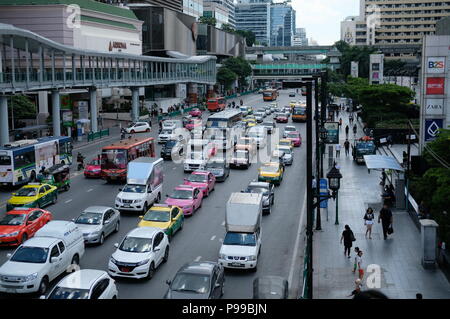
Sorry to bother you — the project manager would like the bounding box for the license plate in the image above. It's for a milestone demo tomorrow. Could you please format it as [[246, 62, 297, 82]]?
[[6, 288, 16, 293], [123, 205, 131, 208], [230, 262, 244, 267], [120, 267, 131, 272]]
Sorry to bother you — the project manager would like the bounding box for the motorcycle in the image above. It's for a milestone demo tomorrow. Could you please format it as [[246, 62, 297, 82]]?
[[120, 128, 126, 140], [77, 154, 85, 171]]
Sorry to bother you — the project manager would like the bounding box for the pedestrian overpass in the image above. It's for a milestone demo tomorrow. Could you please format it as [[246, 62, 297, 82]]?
[[0, 23, 217, 145], [252, 63, 328, 80]]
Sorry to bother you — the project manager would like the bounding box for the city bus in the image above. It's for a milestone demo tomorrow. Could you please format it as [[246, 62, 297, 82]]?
[[0, 136, 73, 187], [101, 137, 155, 182], [263, 89, 278, 101], [207, 97, 226, 112], [292, 106, 307, 122], [205, 110, 244, 149]]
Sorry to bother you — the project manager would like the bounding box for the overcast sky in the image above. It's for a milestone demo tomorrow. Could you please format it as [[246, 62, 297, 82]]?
[[291, 0, 360, 45]]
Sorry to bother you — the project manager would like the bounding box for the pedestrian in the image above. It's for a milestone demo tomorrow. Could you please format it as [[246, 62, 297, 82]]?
[[158, 120, 163, 133], [353, 124, 357, 136], [352, 247, 361, 273], [356, 250, 364, 280], [335, 143, 341, 157], [349, 115, 353, 125], [344, 139, 350, 156], [340, 225, 355, 258], [364, 207, 375, 239], [347, 278, 363, 297], [378, 203, 393, 240], [402, 151, 408, 167], [345, 125, 349, 138], [339, 117, 342, 127], [387, 135, 393, 147], [380, 169, 387, 186]]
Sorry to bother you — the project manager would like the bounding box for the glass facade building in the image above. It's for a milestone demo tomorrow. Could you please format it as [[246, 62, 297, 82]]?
[[235, 0, 271, 46], [270, 2, 295, 46]]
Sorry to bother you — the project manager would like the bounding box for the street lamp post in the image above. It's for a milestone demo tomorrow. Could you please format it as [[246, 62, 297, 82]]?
[[327, 164, 343, 225]]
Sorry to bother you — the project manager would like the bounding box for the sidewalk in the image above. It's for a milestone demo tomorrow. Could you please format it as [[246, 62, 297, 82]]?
[[312, 110, 450, 299]]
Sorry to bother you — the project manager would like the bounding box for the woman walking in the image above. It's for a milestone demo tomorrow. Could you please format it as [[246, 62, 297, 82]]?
[[364, 207, 375, 239], [340, 225, 355, 258]]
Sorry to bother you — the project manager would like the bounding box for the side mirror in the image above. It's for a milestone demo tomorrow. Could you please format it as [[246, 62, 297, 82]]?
[[114, 243, 119, 248], [166, 279, 172, 286], [139, 216, 144, 220], [51, 257, 59, 263], [11, 193, 16, 196], [118, 188, 122, 192], [6, 253, 12, 259], [154, 247, 160, 252], [71, 218, 75, 222]]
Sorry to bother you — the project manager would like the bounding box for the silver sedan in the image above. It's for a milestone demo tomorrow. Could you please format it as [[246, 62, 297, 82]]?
[[73, 206, 121, 245]]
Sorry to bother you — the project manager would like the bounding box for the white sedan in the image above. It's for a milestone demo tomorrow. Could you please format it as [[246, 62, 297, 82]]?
[[45, 269, 118, 299], [108, 227, 169, 280], [125, 122, 151, 134]]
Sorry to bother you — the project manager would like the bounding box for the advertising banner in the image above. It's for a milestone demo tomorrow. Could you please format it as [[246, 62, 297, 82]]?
[[425, 119, 444, 142], [427, 57, 446, 74], [324, 122, 339, 144], [425, 98, 444, 115], [350, 61, 359, 78], [319, 178, 328, 209], [426, 77, 445, 95]]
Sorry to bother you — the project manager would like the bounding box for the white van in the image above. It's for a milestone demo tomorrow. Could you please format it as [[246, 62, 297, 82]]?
[[162, 120, 182, 130], [0, 220, 85, 295], [115, 158, 163, 213]]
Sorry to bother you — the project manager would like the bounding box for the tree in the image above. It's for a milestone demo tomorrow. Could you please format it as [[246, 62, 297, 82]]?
[[332, 40, 376, 78], [9, 95, 36, 121], [222, 57, 252, 87], [217, 66, 237, 90], [199, 16, 217, 27], [235, 30, 256, 47], [221, 23, 235, 33], [384, 59, 407, 76]]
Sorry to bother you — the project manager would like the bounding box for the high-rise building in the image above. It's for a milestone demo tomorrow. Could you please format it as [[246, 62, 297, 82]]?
[[235, 0, 271, 46], [183, 0, 204, 18], [341, 0, 450, 49], [292, 27, 308, 46], [269, 1, 295, 46], [203, 1, 229, 28], [204, 0, 236, 28]]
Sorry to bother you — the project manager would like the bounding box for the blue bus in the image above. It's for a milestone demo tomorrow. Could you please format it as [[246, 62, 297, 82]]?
[[0, 136, 73, 186]]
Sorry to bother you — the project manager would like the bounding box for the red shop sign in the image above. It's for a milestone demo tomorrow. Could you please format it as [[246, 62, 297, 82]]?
[[426, 77, 445, 95]]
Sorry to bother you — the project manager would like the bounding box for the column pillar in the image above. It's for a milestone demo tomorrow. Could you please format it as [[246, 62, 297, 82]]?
[[51, 90, 61, 137], [420, 219, 439, 269], [90, 87, 98, 133], [37, 91, 49, 125], [131, 87, 139, 123], [0, 96, 9, 146], [187, 83, 198, 108]]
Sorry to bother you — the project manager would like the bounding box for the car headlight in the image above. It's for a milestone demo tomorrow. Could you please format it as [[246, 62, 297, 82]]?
[[137, 259, 150, 266], [248, 255, 257, 261], [134, 199, 143, 203], [116, 198, 122, 203], [219, 254, 226, 259], [7, 231, 19, 237], [24, 273, 38, 282], [90, 231, 101, 236]]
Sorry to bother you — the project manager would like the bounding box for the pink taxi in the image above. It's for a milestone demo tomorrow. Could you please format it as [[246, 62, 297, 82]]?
[[185, 119, 202, 131], [286, 131, 302, 147], [84, 157, 102, 178], [165, 185, 204, 216], [189, 108, 202, 118], [183, 170, 216, 197]]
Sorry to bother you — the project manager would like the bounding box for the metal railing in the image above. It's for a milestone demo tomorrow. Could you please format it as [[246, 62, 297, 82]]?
[[87, 128, 109, 142]]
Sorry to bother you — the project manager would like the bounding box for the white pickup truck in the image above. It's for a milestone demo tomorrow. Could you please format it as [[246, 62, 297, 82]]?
[[0, 221, 85, 295]]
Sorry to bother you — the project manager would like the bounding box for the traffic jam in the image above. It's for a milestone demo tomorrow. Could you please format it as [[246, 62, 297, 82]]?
[[0, 91, 307, 299]]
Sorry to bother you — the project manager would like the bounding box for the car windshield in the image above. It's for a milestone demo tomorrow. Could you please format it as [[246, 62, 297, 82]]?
[[164, 140, 177, 148], [285, 127, 296, 132], [15, 187, 38, 197], [10, 246, 49, 263], [122, 184, 146, 193], [293, 108, 306, 115], [234, 151, 247, 159], [161, 129, 172, 135], [263, 122, 273, 127], [171, 273, 210, 294], [89, 159, 100, 166], [287, 133, 299, 139], [223, 232, 256, 246], [101, 150, 127, 170], [187, 174, 207, 182], [261, 165, 279, 173], [276, 113, 285, 117], [206, 162, 224, 169], [279, 141, 291, 146], [278, 148, 291, 154], [189, 152, 205, 160], [0, 214, 26, 225], [247, 186, 269, 196], [48, 287, 90, 299], [143, 210, 170, 222], [119, 236, 152, 253], [170, 189, 193, 200], [75, 212, 102, 225]]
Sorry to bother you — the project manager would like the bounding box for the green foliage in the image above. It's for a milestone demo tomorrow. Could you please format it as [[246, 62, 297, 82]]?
[[199, 16, 217, 27], [221, 23, 235, 33], [384, 59, 407, 76], [423, 129, 450, 168], [333, 40, 376, 78], [217, 66, 237, 90], [374, 118, 420, 129], [235, 30, 256, 47], [222, 57, 252, 87], [9, 95, 36, 119]]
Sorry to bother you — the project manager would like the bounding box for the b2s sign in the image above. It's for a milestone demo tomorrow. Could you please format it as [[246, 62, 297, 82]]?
[[427, 57, 446, 73]]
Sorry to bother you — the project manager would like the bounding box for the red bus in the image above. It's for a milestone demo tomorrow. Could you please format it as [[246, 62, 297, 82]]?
[[207, 97, 226, 112], [263, 89, 278, 101], [101, 137, 155, 182]]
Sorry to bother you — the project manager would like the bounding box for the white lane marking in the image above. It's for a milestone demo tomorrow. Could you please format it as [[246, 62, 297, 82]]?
[[210, 235, 216, 241], [288, 190, 307, 295], [195, 256, 201, 262], [65, 199, 73, 203], [87, 188, 93, 192]]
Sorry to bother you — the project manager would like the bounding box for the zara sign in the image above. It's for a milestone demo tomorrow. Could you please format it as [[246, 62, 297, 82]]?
[[425, 98, 444, 115]]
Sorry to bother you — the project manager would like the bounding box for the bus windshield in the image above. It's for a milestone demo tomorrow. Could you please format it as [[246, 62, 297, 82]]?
[[101, 149, 127, 169]]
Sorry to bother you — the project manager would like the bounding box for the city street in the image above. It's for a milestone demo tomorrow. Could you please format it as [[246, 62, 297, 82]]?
[[0, 90, 308, 299]]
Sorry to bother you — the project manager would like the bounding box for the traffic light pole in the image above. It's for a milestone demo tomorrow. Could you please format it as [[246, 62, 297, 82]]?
[[305, 81, 313, 299], [314, 77, 322, 231]]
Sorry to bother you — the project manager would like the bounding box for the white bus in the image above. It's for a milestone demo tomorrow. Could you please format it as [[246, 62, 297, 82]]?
[[206, 110, 244, 150]]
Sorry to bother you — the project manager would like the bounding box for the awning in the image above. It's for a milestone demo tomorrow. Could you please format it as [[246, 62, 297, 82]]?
[[363, 155, 405, 171]]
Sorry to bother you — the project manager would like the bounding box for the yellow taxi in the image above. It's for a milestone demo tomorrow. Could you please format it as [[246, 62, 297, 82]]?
[[289, 100, 297, 108], [243, 117, 257, 127], [138, 204, 184, 241], [278, 139, 294, 150], [258, 162, 284, 186], [6, 183, 58, 211]]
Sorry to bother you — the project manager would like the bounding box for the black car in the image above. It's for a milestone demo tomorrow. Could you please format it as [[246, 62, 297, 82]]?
[[262, 121, 276, 134], [160, 139, 184, 160], [243, 181, 274, 214], [164, 261, 225, 299], [205, 160, 230, 182], [289, 92, 296, 97], [253, 276, 288, 299]]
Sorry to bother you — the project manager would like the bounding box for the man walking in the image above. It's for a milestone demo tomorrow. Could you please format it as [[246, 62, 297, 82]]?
[[344, 139, 350, 156], [345, 125, 350, 138], [335, 143, 341, 157], [378, 204, 393, 240]]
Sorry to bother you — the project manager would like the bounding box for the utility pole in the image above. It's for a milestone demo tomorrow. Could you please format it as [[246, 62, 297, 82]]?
[[320, 70, 328, 178], [305, 80, 313, 299], [314, 76, 321, 231]]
